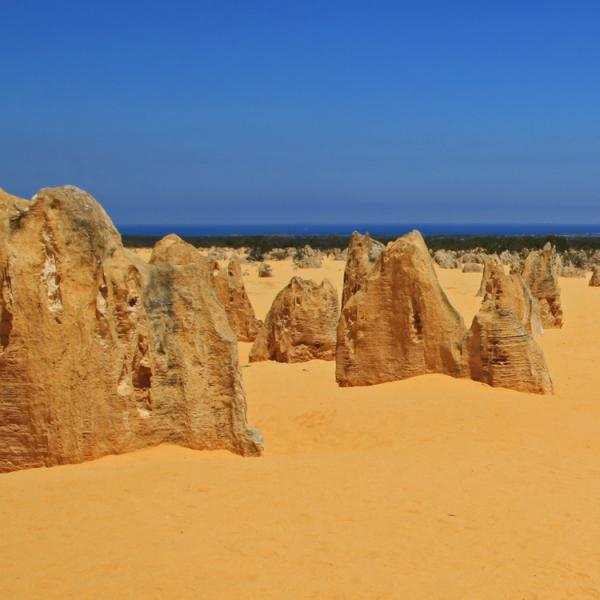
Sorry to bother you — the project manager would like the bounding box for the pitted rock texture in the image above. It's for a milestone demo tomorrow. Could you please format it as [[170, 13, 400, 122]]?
[[0, 187, 261, 473], [336, 231, 468, 387], [341, 231, 385, 308], [249, 277, 339, 363], [467, 303, 553, 394], [522, 243, 563, 328], [477, 262, 543, 336]]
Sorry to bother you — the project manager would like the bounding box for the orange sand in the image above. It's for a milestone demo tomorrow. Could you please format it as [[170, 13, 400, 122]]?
[[1, 258, 600, 599]]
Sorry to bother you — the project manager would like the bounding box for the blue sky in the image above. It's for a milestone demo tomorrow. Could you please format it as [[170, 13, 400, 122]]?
[[1, 1, 599, 224]]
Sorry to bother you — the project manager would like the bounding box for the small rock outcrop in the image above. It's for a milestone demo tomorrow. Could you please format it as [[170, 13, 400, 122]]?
[[336, 231, 468, 387], [590, 266, 600, 287], [249, 277, 339, 363], [341, 232, 385, 307], [522, 243, 563, 328], [477, 262, 543, 336], [433, 249, 458, 269], [293, 246, 323, 269], [467, 303, 553, 394], [0, 186, 262, 473], [258, 262, 273, 278]]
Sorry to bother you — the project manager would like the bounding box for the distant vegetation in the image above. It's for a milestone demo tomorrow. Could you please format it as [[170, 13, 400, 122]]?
[[123, 233, 600, 253]]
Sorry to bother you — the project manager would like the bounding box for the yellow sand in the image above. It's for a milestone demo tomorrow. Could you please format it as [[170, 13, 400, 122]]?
[[1, 258, 600, 599]]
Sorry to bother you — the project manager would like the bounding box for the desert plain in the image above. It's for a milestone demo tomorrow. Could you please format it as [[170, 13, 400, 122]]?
[[1, 255, 600, 599]]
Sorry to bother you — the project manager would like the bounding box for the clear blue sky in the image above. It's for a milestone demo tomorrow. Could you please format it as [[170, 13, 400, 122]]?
[[1, 1, 599, 224]]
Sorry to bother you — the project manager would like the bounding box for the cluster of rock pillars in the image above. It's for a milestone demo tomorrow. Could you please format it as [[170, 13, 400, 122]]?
[[0, 186, 574, 472]]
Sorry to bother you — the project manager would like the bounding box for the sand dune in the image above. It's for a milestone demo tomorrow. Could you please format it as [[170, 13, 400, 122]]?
[[1, 258, 600, 599]]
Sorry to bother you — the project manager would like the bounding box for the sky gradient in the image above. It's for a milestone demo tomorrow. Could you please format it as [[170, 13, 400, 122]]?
[[1, 1, 599, 224]]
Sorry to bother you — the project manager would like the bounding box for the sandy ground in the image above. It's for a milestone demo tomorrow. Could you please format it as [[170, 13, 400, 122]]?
[[1, 258, 600, 599]]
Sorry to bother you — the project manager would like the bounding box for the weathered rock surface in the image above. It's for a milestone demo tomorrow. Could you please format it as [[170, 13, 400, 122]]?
[[336, 230, 554, 394], [0, 188, 29, 214], [341, 231, 385, 308], [522, 243, 563, 328], [150, 233, 207, 267], [0, 186, 262, 473], [477, 262, 543, 336], [249, 277, 339, 363], [336, 231, 468, 387], [150, 235, 261, 342], [590, 266, 600, 287], [207, 258, 262, 342], [467, 303, 553, 394]]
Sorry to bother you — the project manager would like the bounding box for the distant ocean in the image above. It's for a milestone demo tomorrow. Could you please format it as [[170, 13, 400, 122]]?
[[118, 224, 600, 237]]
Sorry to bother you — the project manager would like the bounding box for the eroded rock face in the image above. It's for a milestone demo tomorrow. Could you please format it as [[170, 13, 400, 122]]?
[[249, 277, 339, 363], [477, 262, 543, 336], [468, 258, 552, 394], [335, 230, 554, 394], [208, 258, 262, 342], [150, 235, 261, 342], [467, 303, 553, 394], [336, 231, 468, 387], [522, 243, 563, 328], [590, 266, 600, 287], [341, 232, 385, 308], [0, 186, 261, 473]]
